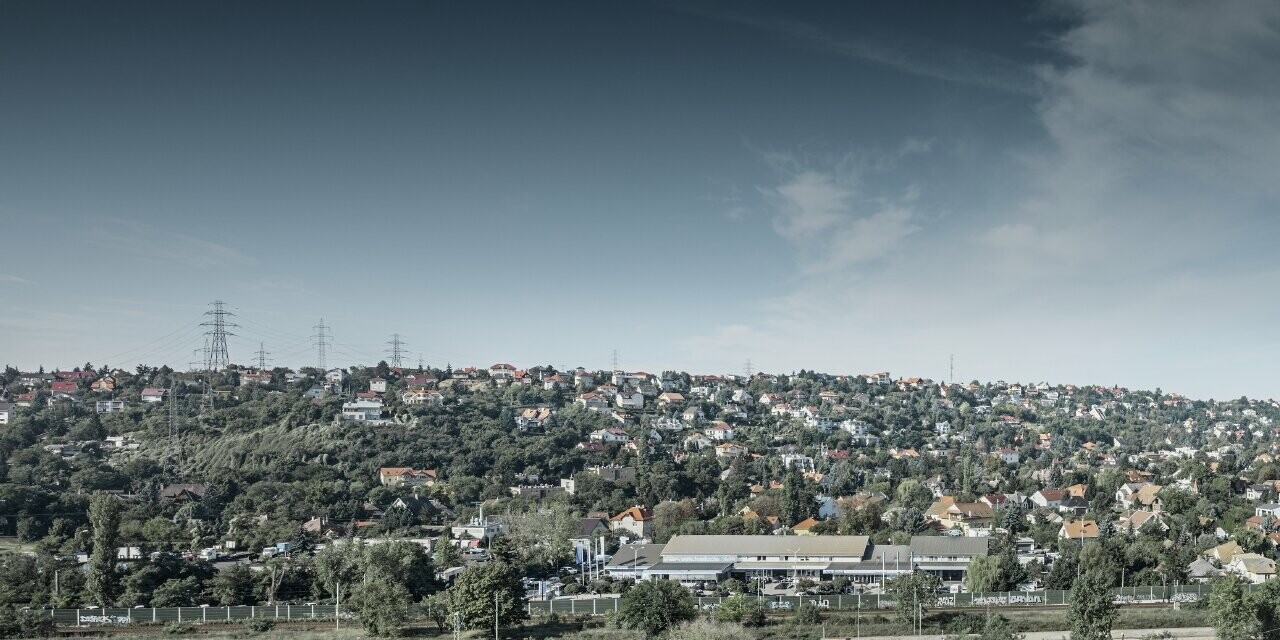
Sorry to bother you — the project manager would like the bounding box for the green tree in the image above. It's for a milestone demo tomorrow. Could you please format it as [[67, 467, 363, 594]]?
[[616, 579, 697, 636], [357, 578, 412, 637], [446, 560, 527, 631], [1068, 568, 1118, 640], [433, 535, 463, 570], [716, 593, 766, 627], [885, 570, 940, 623], [965, 555, 1001, 593], [209, 564, 257, 605], [85, 493, 122, 607], [1209, 576, 1260, 640]]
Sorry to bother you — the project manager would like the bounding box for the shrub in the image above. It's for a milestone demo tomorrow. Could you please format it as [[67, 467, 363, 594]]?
[[244, 617, 276, 633], [793, 602, 822, 625], [715, 594, 766, 627], [163, 622, 195, 635]]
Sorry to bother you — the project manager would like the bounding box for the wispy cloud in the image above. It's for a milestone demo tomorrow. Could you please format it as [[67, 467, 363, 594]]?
[[760, 159, 922, 275], [84, 218, 256, 270], [692, 8, 1037, 95], [0, 274, 32, 284]]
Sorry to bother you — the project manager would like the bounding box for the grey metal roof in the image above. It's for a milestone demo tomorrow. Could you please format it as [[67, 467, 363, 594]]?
[[909, 536, 989, 557], [647, 562, 733, 573], [606, 544, 665, 569], [662, 535, 869, 558]]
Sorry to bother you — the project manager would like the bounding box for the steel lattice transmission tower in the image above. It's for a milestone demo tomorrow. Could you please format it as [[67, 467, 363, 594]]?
[[201, 300, 237, 370], [386, 334, 407, 369], [254, 342, 271, 370], [312, 319, 332, 370]]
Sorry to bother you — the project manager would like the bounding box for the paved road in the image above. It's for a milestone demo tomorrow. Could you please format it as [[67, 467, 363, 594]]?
[[829, 627, 1214, 640]]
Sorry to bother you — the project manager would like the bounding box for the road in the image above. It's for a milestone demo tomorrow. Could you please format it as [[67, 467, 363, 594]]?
[[829, 628, 1214, 640]]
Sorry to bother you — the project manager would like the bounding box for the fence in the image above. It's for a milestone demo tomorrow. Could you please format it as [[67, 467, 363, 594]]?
[[47, 604, 344, 626], [524, 583, 1216, 617], [41, 584, 1217, 626]]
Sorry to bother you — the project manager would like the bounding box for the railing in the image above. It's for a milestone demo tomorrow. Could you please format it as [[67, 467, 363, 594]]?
[[37, 584, 1218, 626]]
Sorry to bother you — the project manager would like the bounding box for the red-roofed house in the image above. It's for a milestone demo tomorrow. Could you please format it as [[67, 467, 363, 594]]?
[[609, 506, 654, 539]]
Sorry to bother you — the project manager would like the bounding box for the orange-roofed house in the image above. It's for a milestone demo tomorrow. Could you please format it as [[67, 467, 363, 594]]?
[[792, 517, 822, 536], [1058, 519, 1100, 540], [610, 506, 655, 539]]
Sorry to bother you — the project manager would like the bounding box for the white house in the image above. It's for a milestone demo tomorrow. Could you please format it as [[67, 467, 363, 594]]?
[[705, 422, 735, 441], [95, 400, 126, 414], [589, 428, 631, 444], [995, 448, 1020, 464], [489, 363, 516, 382], [615, 392, 645, 409], [0, 402, 14, 425], [402, 389, 444, 406], [369, 378, 387, 393], [342, 399, 385, 423], [140, 387, 167, 403]]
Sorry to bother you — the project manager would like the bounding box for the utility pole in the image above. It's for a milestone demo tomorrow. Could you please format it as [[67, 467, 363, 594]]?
[[312, 319, 332, 370], [201, 300, 236, 371], [335, 581, 341, 631], [387, 334, 407, 369], [493, 591, 499, 640], [254, 342, 270, 370]]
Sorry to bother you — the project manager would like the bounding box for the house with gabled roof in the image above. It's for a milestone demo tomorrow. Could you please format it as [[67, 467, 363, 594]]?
[[610, 506, 654, 539]]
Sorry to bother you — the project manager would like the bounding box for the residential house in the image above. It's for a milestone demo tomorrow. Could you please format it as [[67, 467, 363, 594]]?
[[994, 448, 1021, 464], [1228, 553, 1277, 584], [657, 392, 685, 407], [401, 389, 444, 406], [714, 443, 747, 459], [1058, 519, 1100, 540], [95, 399, 126, 414], [705, 422, 735, 441], [379, 467, 438, 487], [516, 407, 554, 430], [615, 392, 645, 409], [488, 363, 516, 382], [369, 378, 387, 393], [1115, 483, 1163, 511], [683, 432, 713, 450], [1031, 489, 1065, 509], [792, 517, 822, 536], [161, 483, 208, 503], [577, 393, 610, 412], [0, 402, 15, 425], [141, 387, 168, 403], [91, 377, 116, 393], [589, 428, 631, 444], [587, 465, 636, 483], [342, 399, 385, 423], [609, 506, 655, 539], [51, 381, 79, 395]]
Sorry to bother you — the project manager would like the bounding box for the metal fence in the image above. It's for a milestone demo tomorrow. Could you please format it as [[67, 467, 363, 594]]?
[[39, 584, 1218, 626], [46, 604, 344, 626], [525, 583, 1216, 617]]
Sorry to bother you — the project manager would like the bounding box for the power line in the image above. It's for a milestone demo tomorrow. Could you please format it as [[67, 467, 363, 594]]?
[[201, 301, 237, 370], [386, 334, 407, 369], [312, 319, 332, 371]]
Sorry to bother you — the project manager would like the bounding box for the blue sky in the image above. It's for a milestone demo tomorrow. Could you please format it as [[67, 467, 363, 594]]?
[[1, 1, 1277, 400]]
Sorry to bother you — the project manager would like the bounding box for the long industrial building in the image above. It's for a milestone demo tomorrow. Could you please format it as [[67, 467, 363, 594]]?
[[606, 535, 988, 586]]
